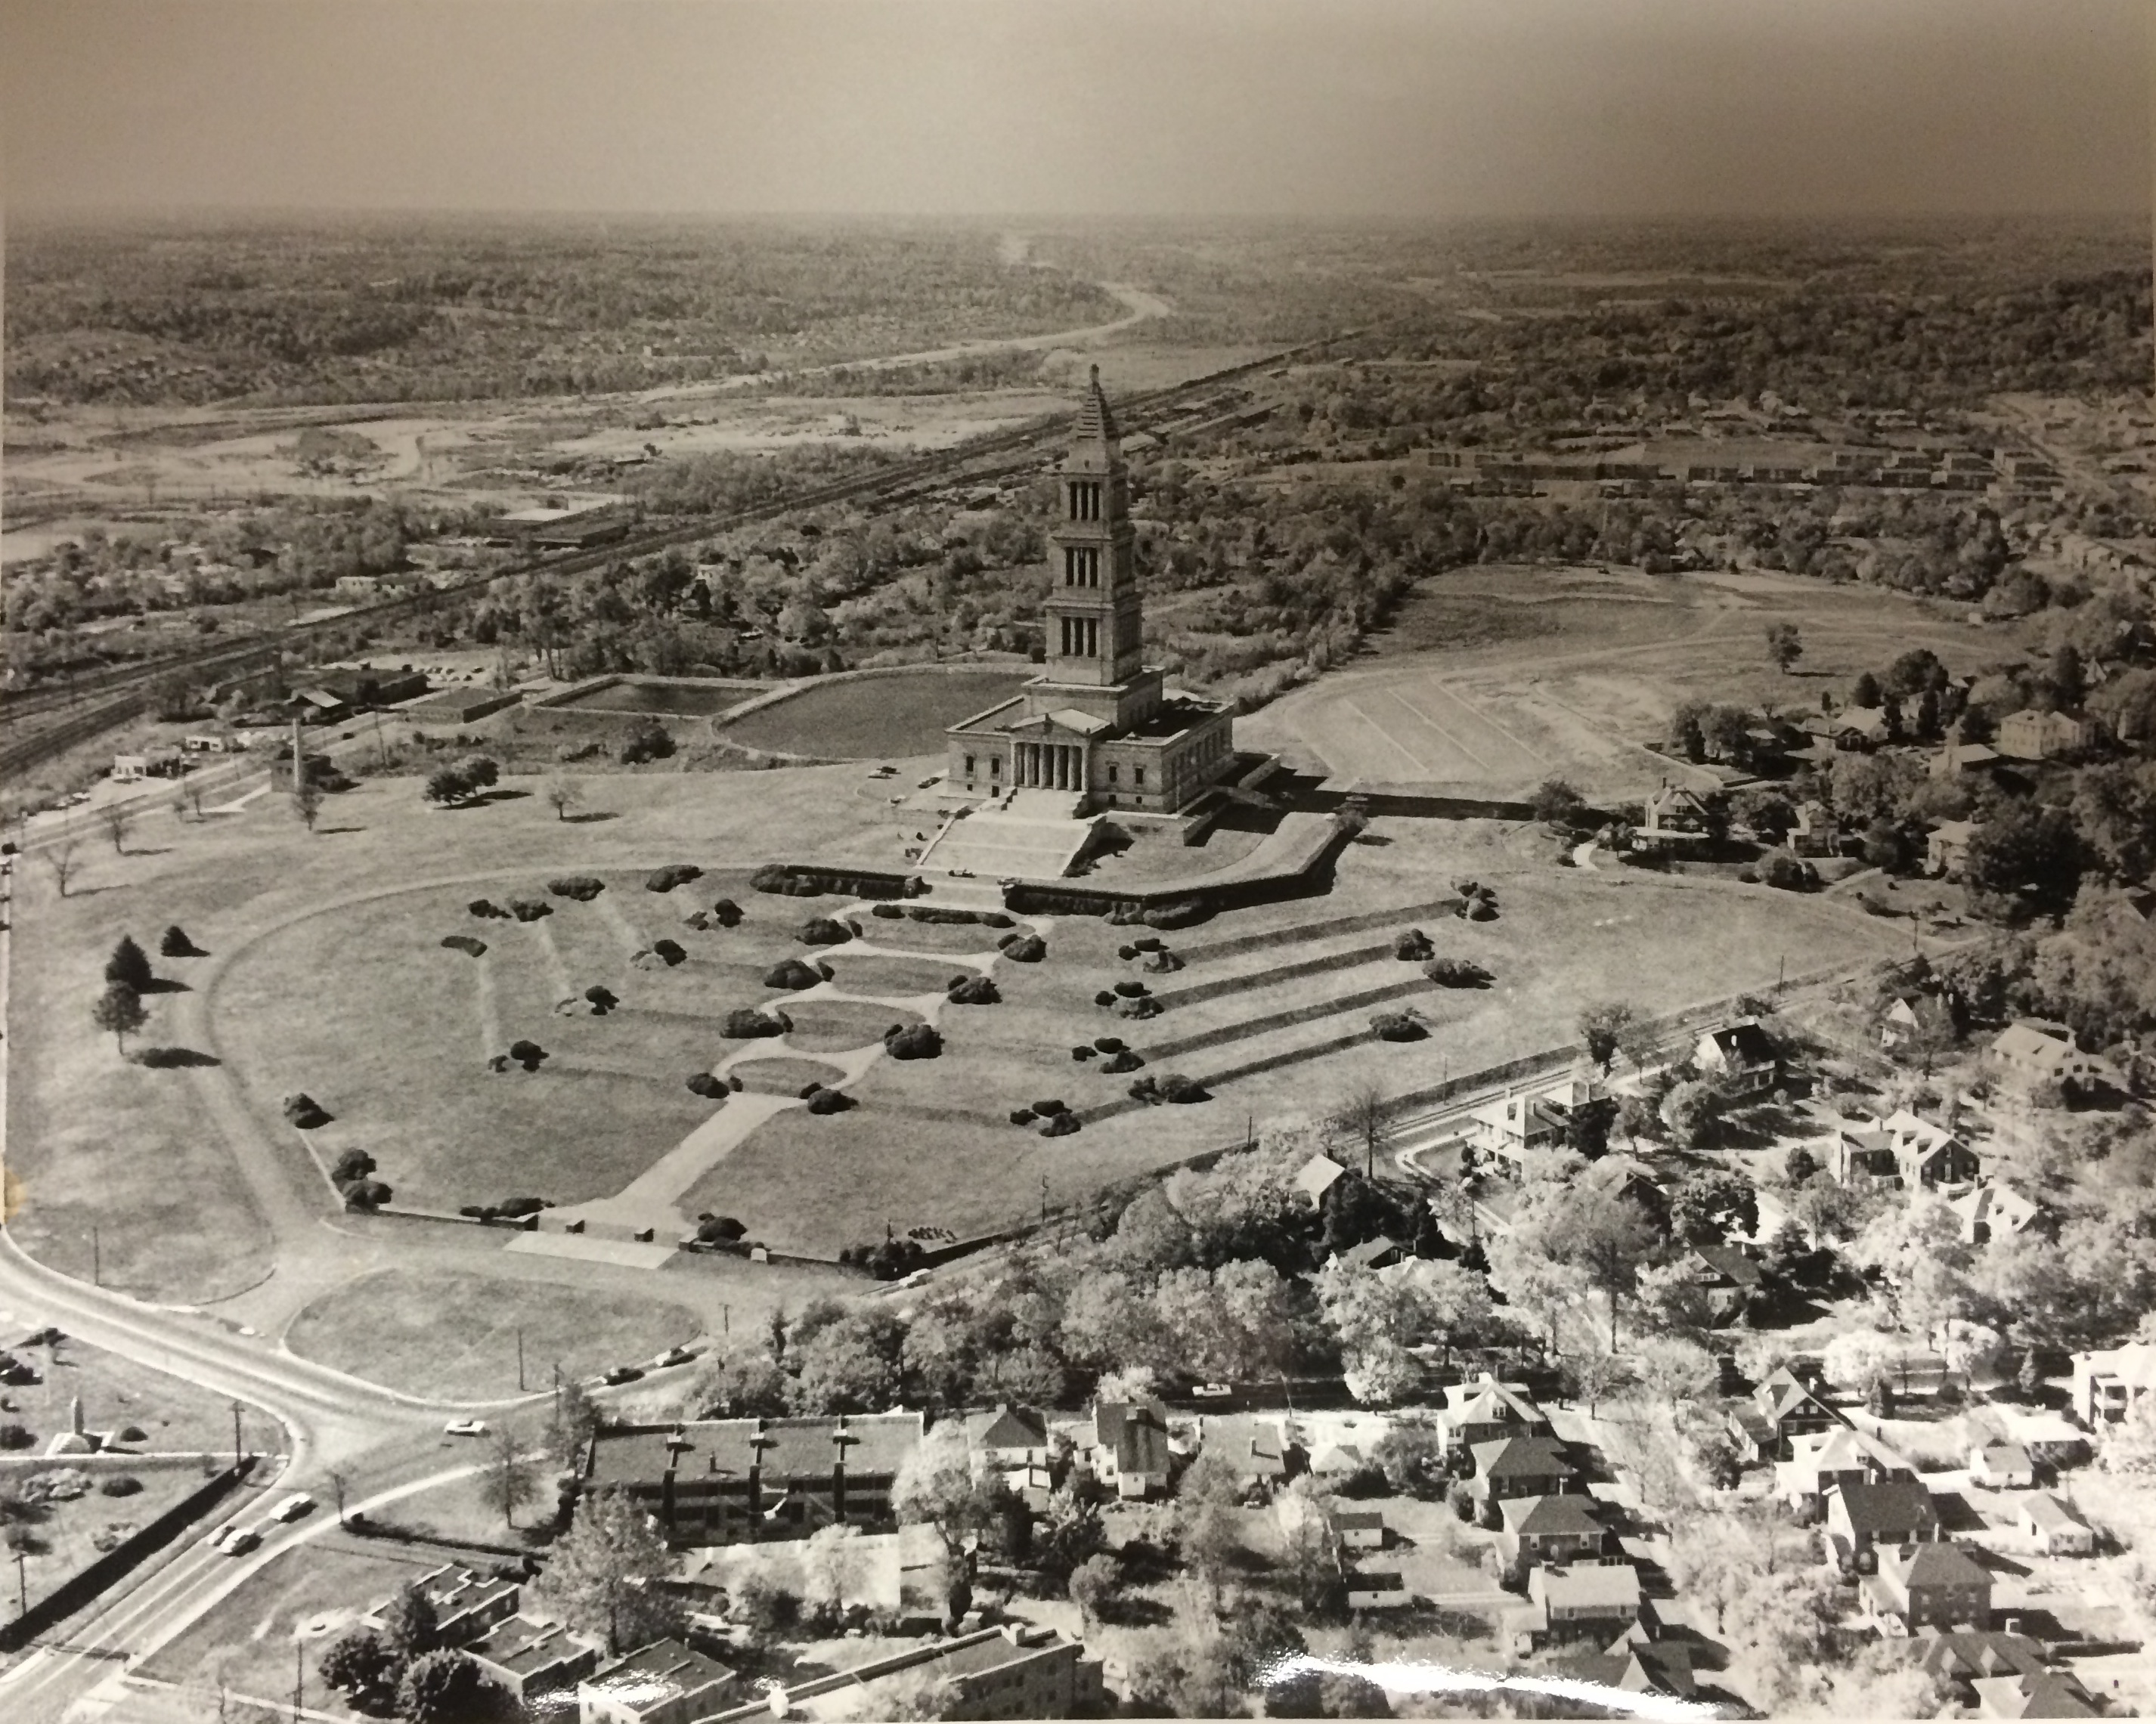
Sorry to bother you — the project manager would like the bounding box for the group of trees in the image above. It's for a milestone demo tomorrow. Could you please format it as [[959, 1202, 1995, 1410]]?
[[318, 1582, 516, 1722], [423, 754, 501, 807]]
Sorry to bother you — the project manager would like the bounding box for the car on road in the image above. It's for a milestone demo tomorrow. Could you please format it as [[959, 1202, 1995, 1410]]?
[[603, 1365, 646, 1386], [442, 1419, 488, 1438], [892, 1269, 930, 1290], [204, 1523, 242, 1551], [651, 1346, 695, 1370], [1191, 1382, 1234, 1401], [268, 1493, 315, 1523], [221, 1527, 262, 1555]]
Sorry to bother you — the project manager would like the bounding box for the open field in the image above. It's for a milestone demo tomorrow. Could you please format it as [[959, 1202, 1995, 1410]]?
[[552, 676, 767, 716], [1, 1337, 257, 1459], [283, 1267, 701, 1399], [1242, 562, 2003, 796], [719, 669, 1032, 757]]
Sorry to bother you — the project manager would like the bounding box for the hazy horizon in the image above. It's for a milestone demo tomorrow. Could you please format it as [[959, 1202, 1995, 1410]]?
[[3, 0, 2151, 222]]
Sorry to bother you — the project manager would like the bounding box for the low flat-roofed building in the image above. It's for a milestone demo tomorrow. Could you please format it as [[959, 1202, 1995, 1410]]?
[[578, 1637, 739, 1724], [465, 1613, 603, 1702], [365, 1565, 520, 1648], [700, 1622, 1101, 1722]]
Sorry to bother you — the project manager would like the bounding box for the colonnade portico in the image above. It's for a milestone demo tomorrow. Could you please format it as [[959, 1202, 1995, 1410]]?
[[1012, 741, 1086, 791]]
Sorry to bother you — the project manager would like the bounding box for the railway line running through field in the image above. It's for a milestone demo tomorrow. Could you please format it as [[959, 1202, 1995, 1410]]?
[[0, 331, 1358, 786]]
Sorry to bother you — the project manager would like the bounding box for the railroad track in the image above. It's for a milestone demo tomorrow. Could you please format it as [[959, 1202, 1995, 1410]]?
[[0, 331, 1357, 783]]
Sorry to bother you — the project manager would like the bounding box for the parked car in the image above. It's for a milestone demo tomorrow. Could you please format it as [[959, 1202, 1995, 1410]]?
[[603, 1365, 646, 1386], [222, 1527, 262, 1555], [269, 1493, 315, 1523], [443, 1419, 488, 1438], [1191, 1382, 1234, 1401], [652, 1346, 695, 1370]]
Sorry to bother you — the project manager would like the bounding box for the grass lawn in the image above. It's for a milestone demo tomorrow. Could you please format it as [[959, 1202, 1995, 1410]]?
[[283, 1267, 703, 1399], [6, 1338, 260, 1457], [719, 670, 1031, 758], [5, 1462, 219, 1614], [781, 999, 922, 1052], [730, 1055, 851, 1094], [135, 1538, 445, 1699]]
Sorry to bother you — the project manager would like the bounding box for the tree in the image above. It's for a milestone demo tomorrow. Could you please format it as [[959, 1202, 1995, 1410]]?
[[159, 924, 195, 958], [105, 935, 154, 994], [1329, 1084, 1396, 1179], [1630, 1336, 1720, 1411], [395, 1650, 513, 1724], [799, 1522, 868, 1614], [1765, 621, 1803, 673], [1570, 1191, 1656, 1348], [1632, 1261, 1715, 1342], [1670, 1172, 1758, 1245], [378, 1581, 440, 1664], [1370, 1420, 1446, 1497], [1562, 1349, 1633, 1416], [1173, 1450, 1245, 1604], [318, 1630, 398, 1710], [1578, 1001, 1637, 1073], [547, 1379, 603, 1470], [96, 802, 133, 854], [1852, 670, 1882, 708], [687, 1344, 788, 1418], [483, 1424, 537, 1527], [1964, 800, 2083, 918], [543, 775, 584, 822], [894, 1424, 997, 1558], [1315, 1261, 1436, 1404], [1530, 777, 1587, 828], [42, 838, 81, 899], [1659, 1079, 1725, 1151], [293, 778, 323, 832], [424, 764, 472, 806], [91, 983, 147, 1056], [1067, 1552, 1120, 1631], [537, 1487, 683, 1652]]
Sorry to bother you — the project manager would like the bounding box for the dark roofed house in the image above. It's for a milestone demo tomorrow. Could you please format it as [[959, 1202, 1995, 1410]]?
[[1828, 1480, 1941, 1556], [1497, 1493, 1608, 1571], [581, 1413, 922, 1547], [1693, 1020, 1780, 1097], [1197, 1413, 1296, 1493], [1550, 1644, 1698, 1707], [1334, 1234, 1404, 1272], [1861, 1541, 1993, 1633], [1084, 1400, 1172, 1499], [1684, 1243, 1764, 1322], [1972, 1671, 2099, 1719], [1471, 1435, 1575, 1506]]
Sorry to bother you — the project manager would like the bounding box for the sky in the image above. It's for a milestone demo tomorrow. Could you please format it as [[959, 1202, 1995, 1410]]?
[[2, 0, 2150, 220]]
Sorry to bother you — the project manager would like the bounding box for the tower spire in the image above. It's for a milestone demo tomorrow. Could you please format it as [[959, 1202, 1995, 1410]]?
[[1077, 363, 1119, 444]]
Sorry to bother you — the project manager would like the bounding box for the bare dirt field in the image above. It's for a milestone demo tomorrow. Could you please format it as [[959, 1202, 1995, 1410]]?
[[1240, 562, 2006, 797]]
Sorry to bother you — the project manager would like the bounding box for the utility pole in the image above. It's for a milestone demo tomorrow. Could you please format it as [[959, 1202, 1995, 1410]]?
[[516, 1326, 525, 1393], [293, 1639, 304, 1719], [1039, 1174, 1049, 1227], [231, 1400, 243, 1466], [553, 1362, 562, 1423], [14, 1551, 23, 1616]]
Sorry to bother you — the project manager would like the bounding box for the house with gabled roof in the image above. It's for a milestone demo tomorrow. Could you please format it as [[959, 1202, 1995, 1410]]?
[[1969, 1442, 2037, 1491], [1575, 1153, 1665, 1216], [1990, 1021, 2119, 1092], [1777, 1425, 1916, 1510], [1442, 1373, 1550, 1451], [1827, 1479, 1941, 1557], [1832, 706, 1891, 750], [1080, 1400, 1172, 1499], [1730, 1365, 1845, 1462], [1928, 819, 1978, 880], [1693, 1020, 1780, 1097], [1682, 1241, 1764, 1322], [1510, 1562, 1643, 1648], [2070, 1339, 2156, 1428], [1550, 1643, 1697, 1705], [1817, 1108, 1977, 1190], [1789, 798, 1840, 858], [1917, 1630, 2052, 1691], [1862, 1540, 1993, 1632], [1194, 1413, 1296, 1494], [2017, 1493, 2096, 1556], [1295, 1154, 1349, 1208], [1953, 1182, 2041, 1246], [1332, 1234, 1404, 1272], [1640, 782, 1718, 846]]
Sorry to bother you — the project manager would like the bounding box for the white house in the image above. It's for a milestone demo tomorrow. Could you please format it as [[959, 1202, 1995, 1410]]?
[[2017, 1493, 2096, 1556], [1950, 1184, 2041, 1246], [1990, 1021, 2118, 1092], [1968, 1442, 2037, 1490]]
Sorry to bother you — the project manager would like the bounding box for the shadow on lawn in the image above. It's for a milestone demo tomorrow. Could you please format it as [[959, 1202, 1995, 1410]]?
[[563, 810, 620, 824], [134, 1046, 221, 1069], [139, 977, 192, 995]]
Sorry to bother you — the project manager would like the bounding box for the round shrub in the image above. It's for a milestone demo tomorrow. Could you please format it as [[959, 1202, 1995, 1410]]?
[[652, 939, 686, 967], [797, 918, 853, 946], [871, 902, 906, 920], [1031, 1098, 1068, 1117], [1117, 945, 1138, 961], [497, 1196, 547, 1218], [506, 1039, 547, 1071], [884, 1023, 943, 1060], [1761, 850, 1819, 892], [467, 899, 504, 919], [729, 1074, 745, 1091], [585, 985, 618, 1013], [1113, 979, 1149, 998], [441, 935, 487, 958], [984, 913, 1014, 929], [1113, 994, 1162, 1020], [331, 1148, 376, 1182], [1372, 1011, 1427, 1042], [1424, 958, 1492, 988], [1039, 1111, 1081, 1137], [1467, 897, 1498, 921], [697, 1215, 748, 1243], [711, 898, 744, 926], [1072, 1045, 1097, 1061], [115, 1425, 148, 1444], [1009, 1107, 1036, 1125], [1393, 927, 1435, 961], [1094, 990, 1117, 1008], [1132, 936, 1164, 953], [723, 1007, 789, 1037], [646, 864, 703, 893], [548, 876, 606, 902], [1101, 1048, 1145, 1074], [283, 1094, 332, 1129], [1142, 950, 1184, 973], [946, 976, 1001, 1005], [509, 899, 553, 923], [344, 1178, 392, 1209], [687, 1073, 727, 1098], [1160, 1073, 1210, 1104], [1094, 1035, 1127, 1054], [805, 1086, 854, 1115], [98, 1475, 142, 1498], [763, 958, 826, 992], [1003, 935, 1046, 963], [621, 719, 676, 765], [0, 1425, 33, 1452]]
